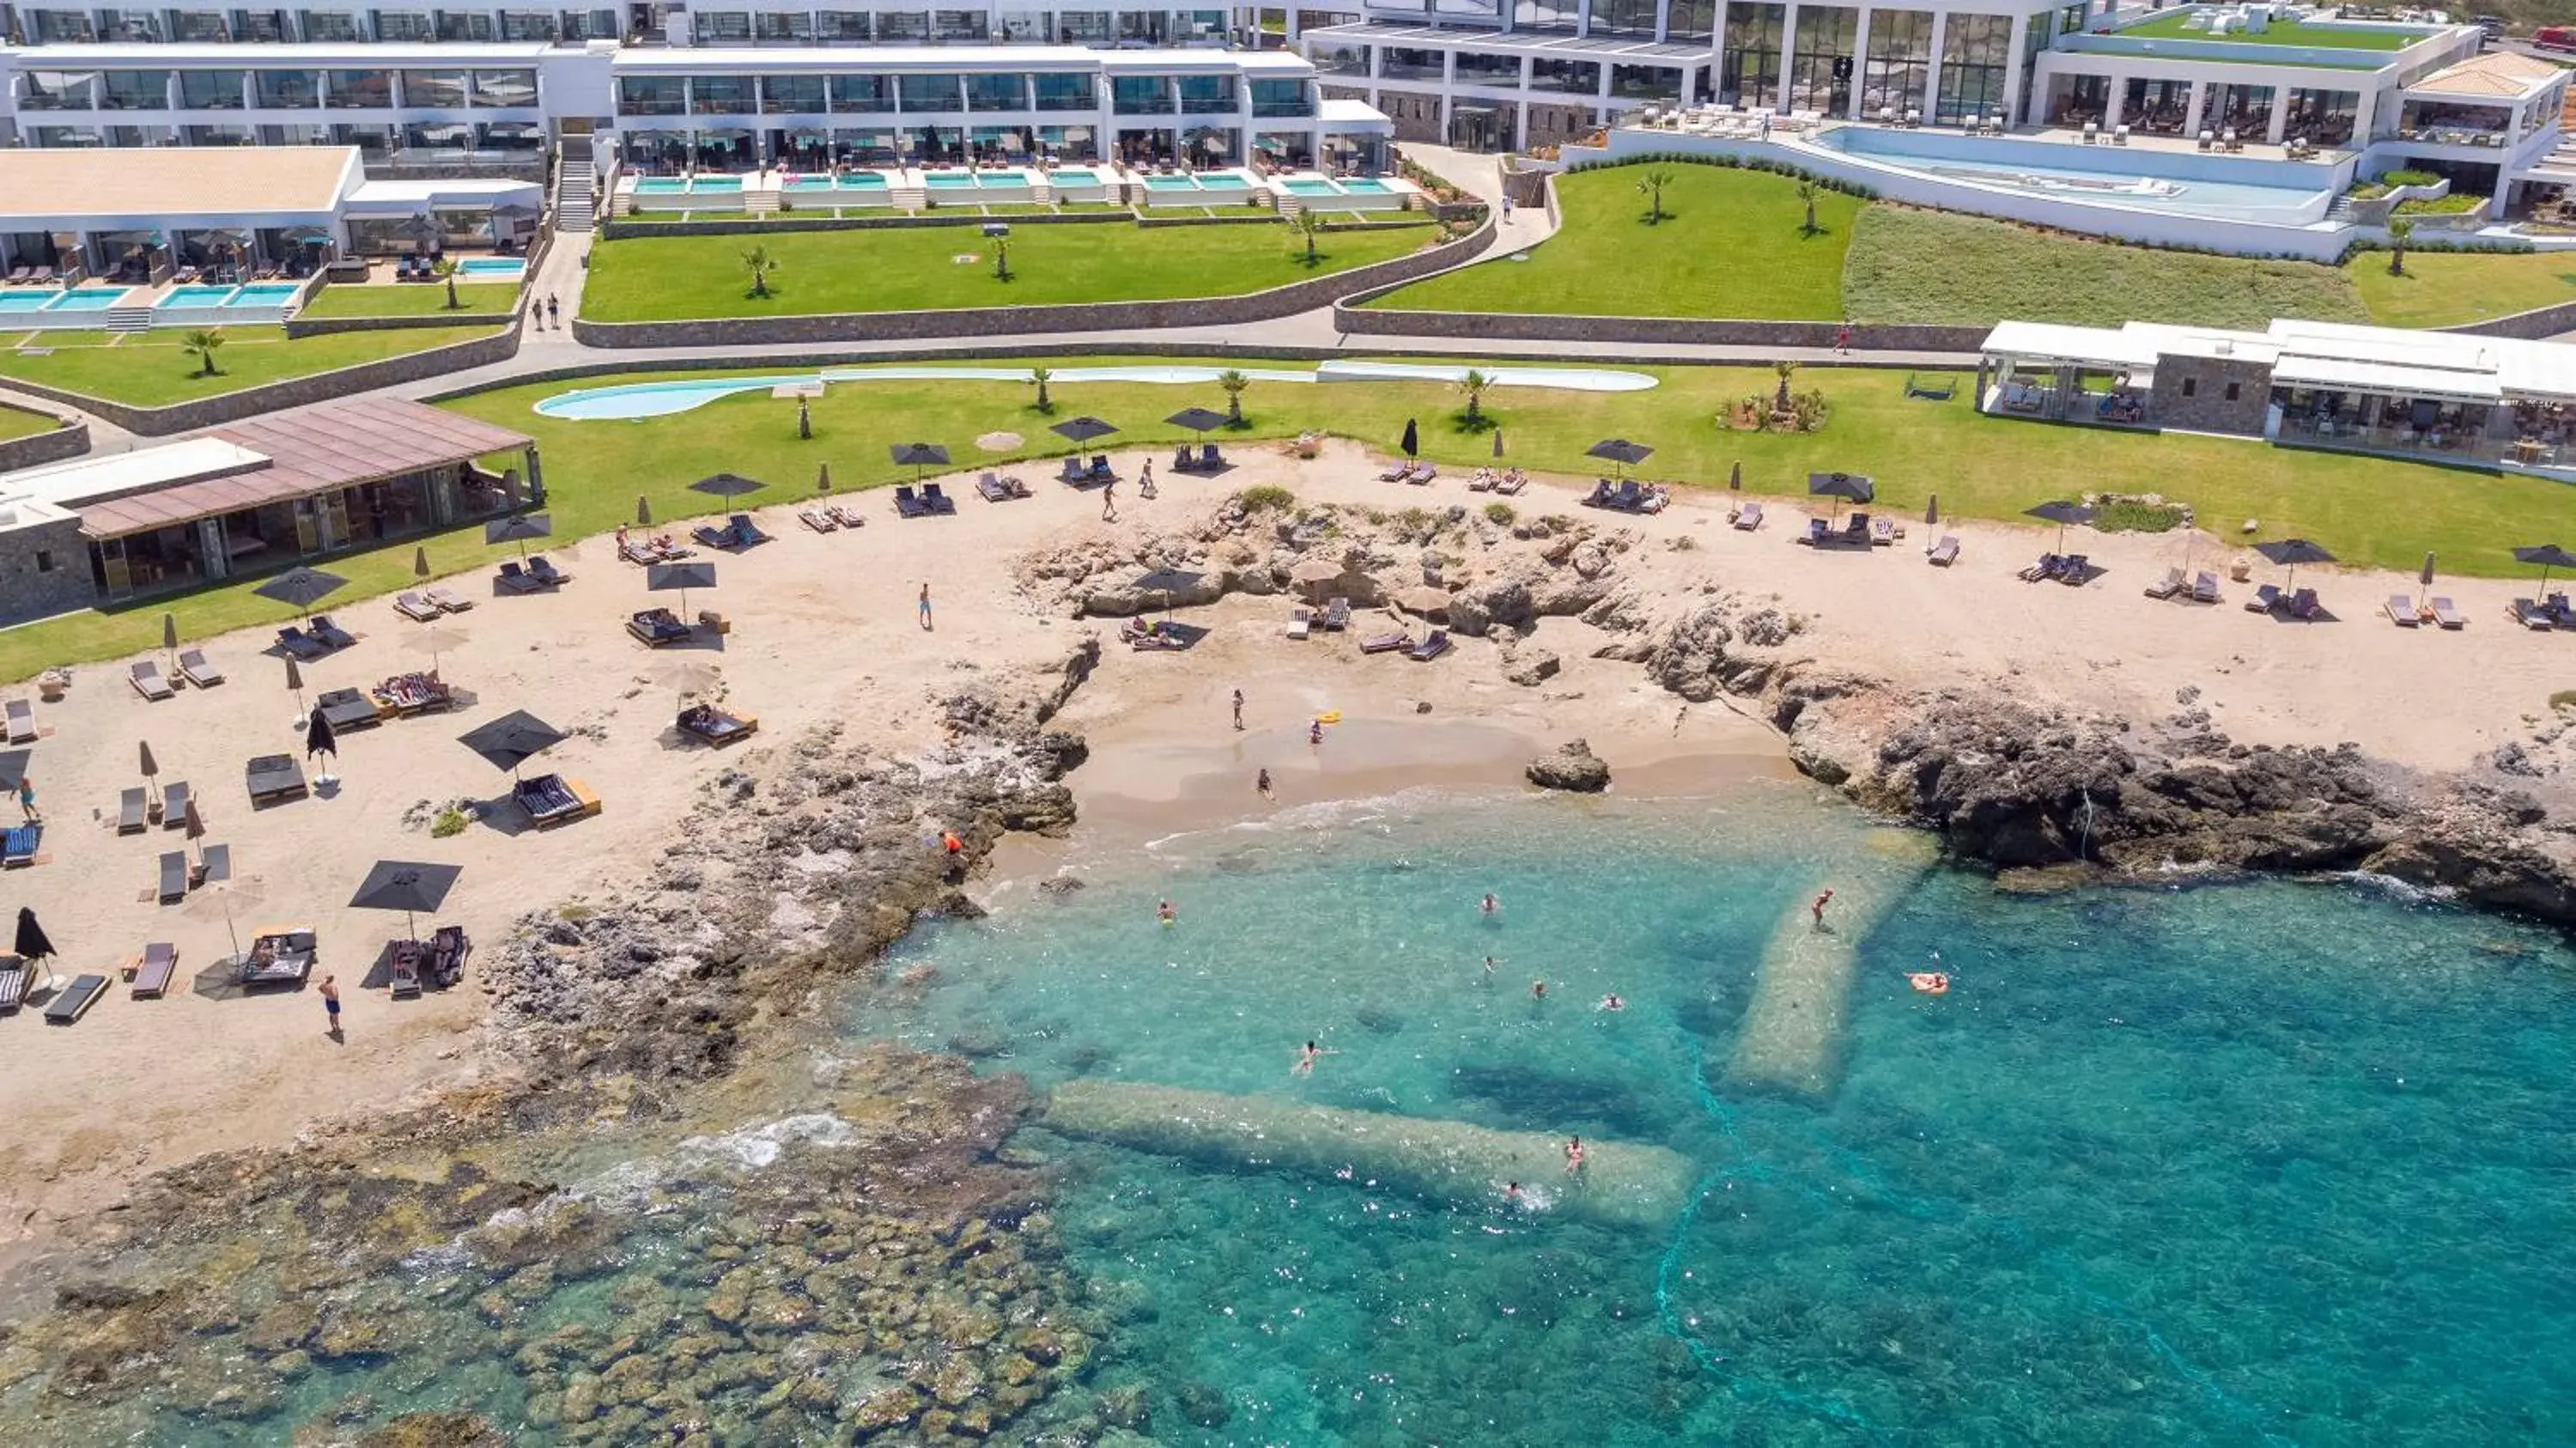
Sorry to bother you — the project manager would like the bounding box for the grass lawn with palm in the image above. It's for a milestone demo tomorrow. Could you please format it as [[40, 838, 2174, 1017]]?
[[0, 325, 500, 408], [1375, 165, 1856, 319], [9, 356, 2568, 681], [580, 218, 1442, 321], [295, 282, 521, 319], [2346, 247, 2576, 328]]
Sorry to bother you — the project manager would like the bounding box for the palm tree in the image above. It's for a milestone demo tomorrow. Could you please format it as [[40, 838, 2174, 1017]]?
[[1218, 368, 1250, 425], [1773, 360, 1798, 412], [1456, 368, 1492, 425], [432, 257, 461, 311], [182, 328, 224, 378], [1028, 366, 1054, 414], [741, 244, 778, 299], [2386, 217, 2415, 277], [1796, 182, 1820, 236], [1637, 167, 1677, 224], [1287, 210, 1321, 267]]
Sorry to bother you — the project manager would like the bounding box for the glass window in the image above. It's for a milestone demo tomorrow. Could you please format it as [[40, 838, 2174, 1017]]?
[[1512, 0, 1576, 27], [1110, 75, 1170, 114], [1380, 46, 1443, 82], [1530, 57, 1599, 94], [1032, 72, 1093, 109], [1116, 9, 1166, 42], [691, 76, 756, 113], [1786, 4, 1858, 115], [2058, 1, 2087, 36], [497, 9, 556, 38], [1181, 8, 1225, 40], [878, 10, 932, 39], [374, 10, 434, 40], [1177, 73, 1234, 113], [31, 9, 97, 41], [1859, 9, 1933, 119], [2285, 87, 2357, 146], [236, 9, 292, 40], [829, 73, 890, 109], [323, 69, 392, 107], [1610, 64, 1680, 101], [897, 73, 964, 111], [252, 70, 320, 108], [300, 10, 361, 39], [18, 70, 97, 110], [756, 11, 814, 40], [100, 70, 169, 109], [816, 11, 872, 39], [404, 70, 469, 107], [179, 70, 247, 108], [762, 74, 826, 112], [933, 9, 988, 39], [434, 9, 495, 40], [1934, 13, 2009, 125], [1453, 52, 1517, 87], [1668, 0, 1716, 40], [1591, 0, 1655, 37], [561, 9, 619, 39], [472, 70, 538, 106], [964, 72, 1025, 110], [98, 9, 164, 40], [1249, 76, 1313, 117], [696, 10, 751, 39], [172, 11, 230, 39], [1057, 9, 1109, 41], [1722, 3, 1784, 109], [997, 9, 1047, 40]]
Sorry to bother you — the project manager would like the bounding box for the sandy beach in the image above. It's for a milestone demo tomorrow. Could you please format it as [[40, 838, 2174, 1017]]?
[[2, 432, 2563, 1244]]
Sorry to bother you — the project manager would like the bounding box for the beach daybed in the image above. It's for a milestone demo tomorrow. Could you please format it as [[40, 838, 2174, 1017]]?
[[1928, 535, 1960, 566], [44, 973, 107, 1025], [276, 626, 330, 660], [0, 956, 26, 1013], [677, 703, 757, 745], [309, 615, 358, 650], [1407, 630, 1454, 662], [2192, 573, 2222, 605], [799, 506, 838, 532], [1323, 598, 1352, 632], [495, 560, 549, 593], [130, 660, 175, 701], [693, 514, 771, 551], [2285, 588, 2324, 621], [2247, 583, 2282, 613], [396, 592, 443, 622], [372, 673, 454, 715], [246, 753, 307, 805], [892, 485, 932, 519], [627, 608, 694, 648], [4, 698, 33, 742], [515, 773, 600, 828], [314, 687, 385, 732], [527, 556, 569, 587], [1358, 631, 1412, 654], [1121, 618, 1194, 651], [2385, 595, 2421, 628], [2511, 598, 2555, 630], [2429, 597, 2466, 629], [424, 587, 472, 613], [240, 928, 315, 987], [156, 850, 187, 903], [827, 504, 867, 530], [131, 942, 177, 999]]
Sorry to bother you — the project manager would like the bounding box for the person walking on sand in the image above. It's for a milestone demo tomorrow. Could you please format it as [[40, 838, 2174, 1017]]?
[[12, 775, 33, 824], [1100, 476, 1118, 523], [319, 974, 342, 1039], [1231, 688, 1245, 731], [1256, 768, 1273, 801], [1309, 718, 1324, 747], [1811, 887, 1835, 929], [918, 582, 934, 631]]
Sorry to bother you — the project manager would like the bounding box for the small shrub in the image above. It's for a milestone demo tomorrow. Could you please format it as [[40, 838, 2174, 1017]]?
[[1236, 484, 1296, 512], [2394, 193, 2483, 216], [1668, 534, 1698, 551], [2093, 498, 2186, 532], [559, 903, 596, 922], [2551, 690, 2576, 712], [1364, 508, 1389, 526], [1484, 502, 1516, 525], [430, 806, 469, 839]]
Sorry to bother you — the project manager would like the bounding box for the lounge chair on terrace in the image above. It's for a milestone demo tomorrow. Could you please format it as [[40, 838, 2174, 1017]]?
[[308, 614, 357, 649], [1200, 442, 1224, 470], [424, 587, 471, 613], [2385, 595, 2421, 627], [3, 823, 39, 867], [131, 941, 177, 999], [117, 787, 147, 834], [1733, 502, 1763, 531], [44, 974, 106, 1025], [526, 556, 568, 587], [5, 698, 33, 742], [1284, 608, 1313, 641], [3, 267, 26, 284], [2145, 568, 2184, 599], [155, 849, 186, 903], [922, 484, 957, 514], [396, 592, 442, 623], [677, 703, 757, 745], [1407, 630, 1453, 662], [496, 558, 547, 593], [2511, 598, 2555, 630], [829, 504, 867, 528], [1359, 631, 1412, 654], [27, 267, 52, 284], [1061, 456, 1089, 484], [1323, 597, 1352, 631], [1379, 460, 1412, 483], [2191, 572, 2222, 605], [276, 627, 329, 660], [799, 506, 838, 531], [893, 485, 930, 518], [246, 754, 307, 804], [1928, 535, 1960, 566], [130, 660, 174, 701], [161, 781, 191, 827]]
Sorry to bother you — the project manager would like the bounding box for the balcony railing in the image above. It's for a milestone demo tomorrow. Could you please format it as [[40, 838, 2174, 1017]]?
[[1249, 99, 1315, 118]]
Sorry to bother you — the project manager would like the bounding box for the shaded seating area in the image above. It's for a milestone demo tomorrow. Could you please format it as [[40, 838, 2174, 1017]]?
[[245, 753, 307, 805], [1582, 480, 1670, 514], [514, 773, 600, 828], [313, 688, 386, 732], [627, 608, 695, 647], [239, 928, 316, 987], [692, 514, 772, 551], [372, 673, 455, 715], [1121, 618, 1202, 652], [678, 703, 757, 745]]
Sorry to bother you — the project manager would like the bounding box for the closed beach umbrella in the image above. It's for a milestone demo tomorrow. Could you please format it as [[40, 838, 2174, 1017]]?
[[160, 612, 178, 663], [636, 496, 653, 527], [2024, 499, 2095, 553], [138, 740, 158, 782], [689, 472, 766, 502], [1165, 407, 1227, 435], [1729, 460, 1744, 492], [816, 462, 832, 494], [647, 559, 717, 616], [1924, 494, 1940, 527], [1050, 416, 1119, 445], [413, 546, 431, 581], [182, 795, 204, 867], [1400, 418, 1419, 459], [1493, 429, 1505, 459], [254, 566, 347, 619], [889, 442, 950, 485], [2420, 551, 2437, 608], [305, 708, 338, 767], [459, 709, 567, 778], [349, 859, 462, 941], [2512, 543, 2576, 596], [1589, 438, 1654, 479], [483, 510, 552, 560], [14, 906, 54, 963], [2254, 537, 2335, 591], [284, 656, 306, 720]]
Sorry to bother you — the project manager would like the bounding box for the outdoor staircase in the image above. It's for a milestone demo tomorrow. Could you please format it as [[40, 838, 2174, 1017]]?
[[2325, 195, 2357, 224], [1266, 189, 1298, 217], [743, 181, 781, 218], [890, 184, 927, 212], [103, 306, 154, 335], [556, 155, 597, 232]]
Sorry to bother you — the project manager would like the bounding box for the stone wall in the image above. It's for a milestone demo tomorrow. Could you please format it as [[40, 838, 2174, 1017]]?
[[570, 220, 1494, 348], [0, 413, 88, 473], [598, 210, 1135, 240], [1334, 300, 1985, 353], [2149, 353, 2274, 436], [1376, 88, 1443, 143], [0, 514, 101, 628], [2447, 299, 2576, 342], [0, 323, 522, 437]]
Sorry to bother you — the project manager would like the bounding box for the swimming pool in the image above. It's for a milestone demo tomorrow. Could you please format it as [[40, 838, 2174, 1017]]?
[[532, 361, 1662, 421], [1048, 167, 1103, 187], [1340, 178, 1395, 194], [1279, 178, 1341, 198], [47, 289, 127, 311], [0, 293, 54, 314], [1812, 125, 2334, 224], [225, 283, 301, 307], [784, 175, 890, 193], [1142, 175, 1203, 191], [922, 173, 981, 190], [633, 177, 688, 195], [456, 257, 526, 281], [158, 285, 235, 307]]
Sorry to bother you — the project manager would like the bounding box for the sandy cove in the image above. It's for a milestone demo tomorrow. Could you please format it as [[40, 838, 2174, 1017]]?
[[2, 434, 2567, 1243]]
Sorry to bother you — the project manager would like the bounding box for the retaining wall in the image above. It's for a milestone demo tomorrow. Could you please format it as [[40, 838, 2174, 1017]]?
[[2446, 299, 2576, 341], [569, 218, 1494, 348], [0, 322, 522, 436], [598, 210, 1136, 240], [0, 413, 88, 472]]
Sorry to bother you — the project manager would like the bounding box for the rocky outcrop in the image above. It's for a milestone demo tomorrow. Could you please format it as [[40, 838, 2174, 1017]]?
[[1527, 739, 1611, 793]]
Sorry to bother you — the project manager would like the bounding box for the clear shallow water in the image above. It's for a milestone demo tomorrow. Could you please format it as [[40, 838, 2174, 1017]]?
[[863, 790, 2576, 1445]]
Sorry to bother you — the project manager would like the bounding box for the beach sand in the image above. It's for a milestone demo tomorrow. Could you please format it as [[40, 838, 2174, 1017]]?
[[1, 435, 2558, 1244]]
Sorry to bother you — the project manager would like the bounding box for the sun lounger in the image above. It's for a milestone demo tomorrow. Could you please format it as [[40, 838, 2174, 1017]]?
[[314, 687, 383, 731], [3, 823, 39, 867], [3, 267, 26, 284], [161, 780, 191, 826], [1871, 519, 1900, 545], [1087, 456, 1113, 483], [1063, 456, 1089, 484], [1285, 609, 1312, 641], [1408, 463, 1437, 486], [388, 938, 424, 999], [309, 614, 357, 650], [0, 957, 25, 1013], [1493, 471, 1527, 496], [1407, 630, 1454, 662], [372, 672, 453, 714], [131, 941, 177, 999], [626, 608, 693, 647], [396, 591, 442, 622], [1378, 460, 1411, 483], [1200, 442, 1223, 471], [976, 472, 1012, 503], [677, 705, 757, 745], [2056, 555, 2090, 586], [2247, 583, 2282, 612], [2429, 596, 2465, 629], [495, 560, 544, 593], [1583, 480, 1617, 509], [828, 504, 867, 529], [2145, 568, 2184, 599], [922, 484, 957, 515], [4, 698, 32, 742], [2287, 588, 2323, 620], [799, 505, 840, 532], [130, 660, 174, 701], [117, 786, 147, 834], [2020, 554, 2063, 582], [1927, 535, 1960, 566], [725, 513, 770, 544], [428, 924, 471, 989], [2192, 573, 2221, 605], [1323, 597, 1351, 631], [1733, 502, 1763, 532], [1808, 518, 1832, 546], [2385, 595, 2421, 627], [1359, 631, 1412, 654], [246, 753, 307, 804], [893, 485, 930, 519], [276, 626, 329, 660], [2512, 598, 2554, 630], [156, 849, 186, 903], [240, 928, 315, 986], [526, 556, 568, 587], [424, 587, 471, 613], [45, 973, 106, 1025]]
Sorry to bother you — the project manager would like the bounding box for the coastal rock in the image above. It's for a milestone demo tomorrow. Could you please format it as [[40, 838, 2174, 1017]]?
[[1503, 647, 1561, 688], [1527, 740, 1611, 794], [1641, 603, 1736, 703]]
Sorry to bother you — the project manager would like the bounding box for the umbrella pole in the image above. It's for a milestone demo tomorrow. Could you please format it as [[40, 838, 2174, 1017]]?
[[222, 897, 240, 960]]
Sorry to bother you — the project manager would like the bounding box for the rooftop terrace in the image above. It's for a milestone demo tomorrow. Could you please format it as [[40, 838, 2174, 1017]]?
[[2112, 11, 2428, 51]]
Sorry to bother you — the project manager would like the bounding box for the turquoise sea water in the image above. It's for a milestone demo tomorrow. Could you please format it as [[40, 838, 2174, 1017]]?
[[866, 788, 2576, 1446]]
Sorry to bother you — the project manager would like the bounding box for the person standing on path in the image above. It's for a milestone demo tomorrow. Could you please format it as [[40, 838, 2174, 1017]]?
[[528, 295, 544, 331], [1139, 458, 1156, 499], [546, 293, 561, 328], [1836, 323, 1851, 355], [319, 975, 342, 1040], [1100, 476, 1118, 523], [13, 775, 33, 824], [1231, 689, 1245, 730], [918, 582, 934, 631]]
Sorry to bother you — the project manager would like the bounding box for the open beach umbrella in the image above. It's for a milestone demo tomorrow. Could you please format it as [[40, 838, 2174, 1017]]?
[[254, 566, 347, 619], [183, 853, 256, 963], [402, 624, 468, 675], [647, 560, 717, 616], [655, 659, 721, 701], [1589, 439, 1654, 479], [689, 472, 766, 502], [483, 511, 552, 560], [1807, 471, 1874, 520], [1397, 584, 1452, 618], [1134, 565, 1204, 618], [1166, 407, 1227, 435], [2513, 543, 2576, 596], [1291, 557, 1344, 594], [2254, 538, 2335, 591], [349, 859, 462, 941], [1051, 417, 1119, 446], [1400, 418, 1419, 459], [890, 442, 950, 484], [459, 709, 567, 778], [2024, 499, 2096, 553]]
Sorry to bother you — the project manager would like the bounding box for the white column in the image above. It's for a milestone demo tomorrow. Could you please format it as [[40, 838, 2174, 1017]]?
[[1441, 50, 1456, 141], [2354, 86, 2381, 145], [2001, 13, 2027, 125], [1777, 2, 1802, 114], [1518, 54, 1534, 148], [2101, 79, 2122, 131], [1923, 10, 1947, 122], [1286, 7, 1300, 42], [2183, 80, 2206, 139], [2265, 94, 2289, 145], [1848, 8, 1873, 119]]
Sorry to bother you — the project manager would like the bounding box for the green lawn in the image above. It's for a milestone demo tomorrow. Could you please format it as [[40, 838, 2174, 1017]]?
[[9, 355, 2570, 682], [1842, 206, 2370, 328], [1375, 165, 1856, 319], [2348, 249, 2576, 327], [0, 325, 500, 407], [581, 219, 1441, 320], [0, 401, 60, 442], [2113, 12, 2418, 47], [295, 282, 521, 319]]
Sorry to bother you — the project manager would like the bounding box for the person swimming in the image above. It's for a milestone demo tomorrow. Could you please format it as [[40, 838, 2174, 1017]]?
[[1480, 892, 1499, 915], [1531, 980, 1547, 1001], [1908, 972, 1951, 995], [1157, 900, 1176, 927], [1502, 1181, 1523, 1205], [1564, 1135, 1586, 1175], [1483, 954, 1498, 976], [1598, 993, 1625, 1012], [1293, 1040, 1333, 1076]]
